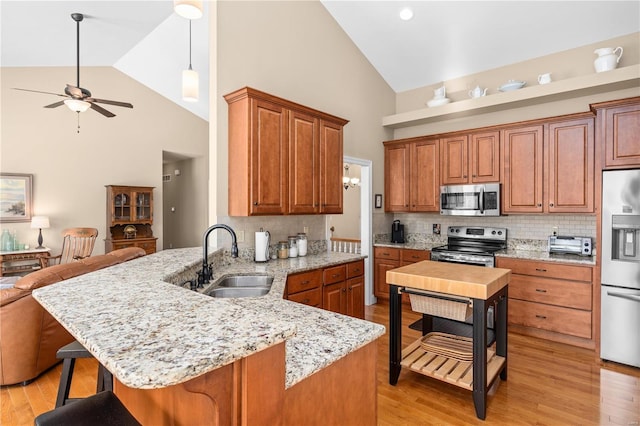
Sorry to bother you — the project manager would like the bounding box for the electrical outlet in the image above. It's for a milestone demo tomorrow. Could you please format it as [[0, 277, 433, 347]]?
[[303, 226, 309, 234], [552, 226, 558, 236], [238, 230, 245, 242]]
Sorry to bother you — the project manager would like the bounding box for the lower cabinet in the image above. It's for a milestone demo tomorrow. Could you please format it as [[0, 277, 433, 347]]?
[[286, 260, 364, 319], [374, 247, 430, 301], [106, 237, 157, 255], [496, 257, 594, 348]]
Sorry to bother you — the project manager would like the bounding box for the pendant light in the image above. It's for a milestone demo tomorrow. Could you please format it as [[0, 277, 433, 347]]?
[[174, 0, 203, 20], [182, 20, 198, 102]]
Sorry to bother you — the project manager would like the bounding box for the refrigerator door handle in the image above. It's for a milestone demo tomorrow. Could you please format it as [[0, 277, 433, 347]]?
[[607, 291, 640, 303]]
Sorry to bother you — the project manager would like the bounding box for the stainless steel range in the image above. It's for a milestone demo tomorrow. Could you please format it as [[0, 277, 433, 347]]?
[[431, 226, 507, 267]]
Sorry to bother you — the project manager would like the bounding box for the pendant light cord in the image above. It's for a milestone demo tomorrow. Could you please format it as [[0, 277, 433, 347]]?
[[76, 17, 80, 87], [188, 20, 193, 71]]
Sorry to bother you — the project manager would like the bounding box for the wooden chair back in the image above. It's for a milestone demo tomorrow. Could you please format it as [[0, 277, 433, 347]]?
[[41, 228, 98, 267]]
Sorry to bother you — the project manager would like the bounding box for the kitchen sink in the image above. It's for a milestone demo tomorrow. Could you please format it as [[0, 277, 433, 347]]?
[[206, 274, 273, 298]]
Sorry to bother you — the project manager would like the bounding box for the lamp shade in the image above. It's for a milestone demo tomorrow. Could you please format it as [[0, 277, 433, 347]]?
[[174, 0, 203, 19], [182, 69, 199, 102], [64, 99, 91, 112], [31, 216, 50, 229]]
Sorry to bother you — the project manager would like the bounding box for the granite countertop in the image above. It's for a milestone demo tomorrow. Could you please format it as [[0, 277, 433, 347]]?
[[33, 248, 385, 390]]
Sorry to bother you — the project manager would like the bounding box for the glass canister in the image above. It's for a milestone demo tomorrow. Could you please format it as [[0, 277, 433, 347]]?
[[277, 241, 289, 259], [1, 229, 13, 251], [297, 233, 308, 256], [288, 236, 298, 258]]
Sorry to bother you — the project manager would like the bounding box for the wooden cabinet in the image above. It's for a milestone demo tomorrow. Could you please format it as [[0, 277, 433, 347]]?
[[384, 137, 439, 212], [441, 131, 499, 185], [225, 87, 348, 216], [502, 116, 594, 214], [0, 248, 50, 276], [591, 97, 640, 168], [496, 257, 594, 348], [105, 185, 157, 254], [286, 269, 323, 308], [401, 248, 430, 266], [374, 247, 430, 300], [323, 261, 365, 319]]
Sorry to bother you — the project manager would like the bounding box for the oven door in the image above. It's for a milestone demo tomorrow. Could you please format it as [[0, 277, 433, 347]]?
[[430, 251, 495, 268], [440, 183, 500, 216]]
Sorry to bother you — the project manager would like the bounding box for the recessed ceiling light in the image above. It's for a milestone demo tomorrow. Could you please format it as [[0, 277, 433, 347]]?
[[399, 7, 414, 21]]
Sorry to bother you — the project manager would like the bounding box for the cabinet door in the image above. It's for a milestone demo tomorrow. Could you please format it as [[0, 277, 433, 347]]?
[[440, 135, 468, 185], [603, 102, 640, 168], [250, 99, 288, 215], [347, 276, 365, 319], [133, 190, 153, 223], [374, 259, 399, 299], [547, 118, 594, 213], [110, 188, 132, 225], [502, 125, 544, 213], [319, 120, 343, 214], [384, 144, 410, 211], [470, 131, 500, 183], [324, 282, 347, 315], [289, 111, 319, 214], [411, 139, 440, 212]]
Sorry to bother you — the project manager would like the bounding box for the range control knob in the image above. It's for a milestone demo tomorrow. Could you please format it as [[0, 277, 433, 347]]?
[[498, 231, 503, 235], [491, 230, 496, 235]]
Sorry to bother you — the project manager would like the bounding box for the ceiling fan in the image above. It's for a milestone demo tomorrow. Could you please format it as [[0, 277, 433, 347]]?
[[13, 13, 133, 118]]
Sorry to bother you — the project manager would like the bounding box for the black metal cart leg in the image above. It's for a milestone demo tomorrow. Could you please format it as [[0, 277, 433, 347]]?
[[472, 298, 488, 420], [497, 288, 508, 381], [389, 284, 402, 385]]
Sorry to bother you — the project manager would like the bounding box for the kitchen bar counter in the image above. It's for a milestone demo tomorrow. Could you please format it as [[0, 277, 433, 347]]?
[[386, 260, 510, 420], [33, 248, 385, 390]]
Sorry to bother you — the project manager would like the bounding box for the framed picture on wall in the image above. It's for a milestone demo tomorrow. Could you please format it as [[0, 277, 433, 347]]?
[[375, 194, 382, 209], [0, 173, 33, 223]]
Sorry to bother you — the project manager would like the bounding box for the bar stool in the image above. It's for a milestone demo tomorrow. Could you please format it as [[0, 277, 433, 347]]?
[[55, 340, 113, 408], [35, 391, 141, 426]]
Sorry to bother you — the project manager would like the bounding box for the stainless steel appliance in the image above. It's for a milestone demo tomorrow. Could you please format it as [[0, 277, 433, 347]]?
[[548, 235, 592, 256], [391, 220, 405, 243], [600, 168, 640, 368], [440, 183, 500, 216], [431, 226, 507, 267]]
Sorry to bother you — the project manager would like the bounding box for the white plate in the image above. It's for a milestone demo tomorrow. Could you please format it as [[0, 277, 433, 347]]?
[[498, 81, 526, 92], [426, 97, 451, 107]]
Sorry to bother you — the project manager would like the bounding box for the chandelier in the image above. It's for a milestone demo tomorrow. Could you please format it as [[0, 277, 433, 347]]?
[[342, 164, 360, 190]]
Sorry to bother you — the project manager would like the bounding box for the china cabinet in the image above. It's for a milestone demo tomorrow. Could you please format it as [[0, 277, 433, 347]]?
[[105, 185, 157, 254]]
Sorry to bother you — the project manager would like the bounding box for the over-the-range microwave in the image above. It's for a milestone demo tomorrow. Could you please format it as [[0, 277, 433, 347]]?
[[440, 183, 500, 216]]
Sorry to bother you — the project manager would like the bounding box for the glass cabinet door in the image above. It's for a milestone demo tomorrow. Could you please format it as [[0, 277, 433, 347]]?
[[135, 191, 152, 221], [113, 192, 131, 222]]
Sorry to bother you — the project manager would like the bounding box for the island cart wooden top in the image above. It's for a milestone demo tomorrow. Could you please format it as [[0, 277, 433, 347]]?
[[386, 260, 510, 300]]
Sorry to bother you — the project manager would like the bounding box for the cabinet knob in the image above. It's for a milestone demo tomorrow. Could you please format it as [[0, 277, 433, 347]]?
[[342, 288, 347, 293], [537, 203, 542, 207], [535, 268, 547, 272], [535, 314, 547, 319], [549, 203, 554, 207], [535, 289, 547, 293], [301, 280, 310, 285], [253, 202, 258, 206]]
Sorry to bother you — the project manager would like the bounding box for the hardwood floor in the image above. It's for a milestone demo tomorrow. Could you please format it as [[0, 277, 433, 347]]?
[[2, 301, 638, 425]]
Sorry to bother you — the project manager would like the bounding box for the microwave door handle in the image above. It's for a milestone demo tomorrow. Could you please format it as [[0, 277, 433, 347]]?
[[479, 188, 484, 214], [607, 291, 640, 303]]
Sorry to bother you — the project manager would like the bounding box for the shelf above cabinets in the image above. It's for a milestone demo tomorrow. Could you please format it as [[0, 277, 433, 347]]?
[[383, 65, 640, 129]]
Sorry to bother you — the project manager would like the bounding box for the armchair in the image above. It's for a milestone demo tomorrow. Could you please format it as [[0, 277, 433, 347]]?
[[40, 228, 98, 268]]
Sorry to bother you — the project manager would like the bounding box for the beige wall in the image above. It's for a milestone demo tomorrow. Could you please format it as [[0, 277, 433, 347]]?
[[212, 1, 395, 246], [0, 67, 209, 255]]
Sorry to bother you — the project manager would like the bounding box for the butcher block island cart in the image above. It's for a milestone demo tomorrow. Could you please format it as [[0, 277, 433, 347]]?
[[386, 260, 511, 420]]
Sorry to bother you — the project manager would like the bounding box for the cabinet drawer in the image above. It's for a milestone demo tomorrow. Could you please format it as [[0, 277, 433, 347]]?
[[287, 287, 322, 308], [287, 269, 323, 294], [401, 249, 430, 263], [374, 247, 400, 261], [509, 275, 591, 310], [347, 260, 364, 278], [509, 299, 592, 339], [497, 257, 592, 282], [324, 265, 346, 285]]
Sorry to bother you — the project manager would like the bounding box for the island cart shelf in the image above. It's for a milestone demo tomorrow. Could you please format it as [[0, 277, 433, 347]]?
[[386, 260, 510, 420]]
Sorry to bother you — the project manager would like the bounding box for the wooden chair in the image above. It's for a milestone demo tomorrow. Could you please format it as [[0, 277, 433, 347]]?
[[40, 228, 98, 268]]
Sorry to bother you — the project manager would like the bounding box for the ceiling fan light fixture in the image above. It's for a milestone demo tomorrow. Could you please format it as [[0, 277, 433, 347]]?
[[182, 68, 199, 102], [64, 99, 91, 112], [174, 0, 203, 19], [399, 7, 414, 21]]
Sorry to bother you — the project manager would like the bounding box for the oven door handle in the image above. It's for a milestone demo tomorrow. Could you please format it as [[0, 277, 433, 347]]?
[[479, 187, 484, 214], [607, 291, 640, 303]]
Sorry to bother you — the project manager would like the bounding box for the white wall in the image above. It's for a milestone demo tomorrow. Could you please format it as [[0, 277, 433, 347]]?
[[0, 67, 208, 255]]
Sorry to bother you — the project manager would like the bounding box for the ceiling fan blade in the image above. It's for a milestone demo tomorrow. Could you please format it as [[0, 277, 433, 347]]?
[[44, 101, 66, 109], [88, 98, 133, 109], [89, 102, 116, 118], [12, 88, 68, 98]]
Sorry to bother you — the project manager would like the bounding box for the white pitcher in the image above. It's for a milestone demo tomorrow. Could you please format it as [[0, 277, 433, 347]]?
[[594, 47, 623, 73], [468, 86, 488, 98]]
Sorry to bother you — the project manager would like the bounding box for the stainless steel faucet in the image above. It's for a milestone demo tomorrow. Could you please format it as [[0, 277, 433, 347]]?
[[198, 224, 238, 286]]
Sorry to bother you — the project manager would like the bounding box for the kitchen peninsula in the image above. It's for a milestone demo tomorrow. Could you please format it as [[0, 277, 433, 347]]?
[[33, 248, 385, 425], [386, 260, 510, 420]]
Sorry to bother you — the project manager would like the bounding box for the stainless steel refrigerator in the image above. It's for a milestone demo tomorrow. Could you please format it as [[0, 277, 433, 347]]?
[[600, 168, 640, 368]]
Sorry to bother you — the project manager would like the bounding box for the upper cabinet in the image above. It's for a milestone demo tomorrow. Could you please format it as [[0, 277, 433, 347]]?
[[225, 87, 348, 216], [440, 131, 500, 185], [591, 97, 640, 169], [501, 116, 594, 214], [384, 137, 439, 212]]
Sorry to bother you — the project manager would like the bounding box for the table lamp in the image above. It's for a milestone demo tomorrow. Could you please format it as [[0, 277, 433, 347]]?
[[31, 216, 50, 249]]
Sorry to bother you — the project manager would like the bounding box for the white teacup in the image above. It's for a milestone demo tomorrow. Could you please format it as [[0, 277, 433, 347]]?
[[538, 73, 552, 85]]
